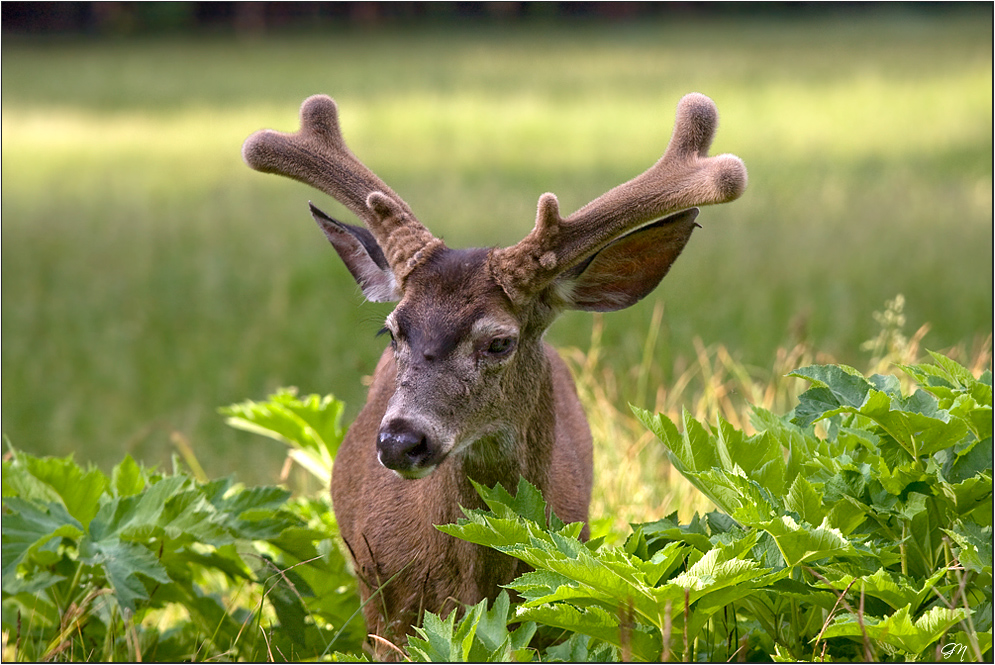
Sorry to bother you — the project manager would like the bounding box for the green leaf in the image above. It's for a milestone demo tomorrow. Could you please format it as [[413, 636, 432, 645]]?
[[784, 475, 826, 525], [859, 391, 967, 458], [77, 537, 171, 614], [2, 452, 107, 528], [220, 388, 346, 485], [943, 437, 994, 484], [629, 512, 712, 555], [716, 423, 787, 496], [1, 497, 84, 583], [821, 604, 971, 655], [943, 521, 993, 575], [407, 592, 533, 663], [940, 473, 993, 517], [88, 475, 188, 541], [790, 364, 872, 426], [817, 567, 952, 613], [111, 454, 148, 497], [515, 603, 660, 662], [632, 406, 721, 476], [759, 516, 856, 568], [544, 632, 617, 662], [470, 476, 565, 531]]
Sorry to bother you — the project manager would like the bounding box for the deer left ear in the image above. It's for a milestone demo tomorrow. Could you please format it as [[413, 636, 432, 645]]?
[[555, 208, 700, 312], [310, 202, 402, 303]]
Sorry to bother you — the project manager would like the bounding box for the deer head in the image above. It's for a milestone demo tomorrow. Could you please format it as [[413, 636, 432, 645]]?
[[242, 93, 746, 481]]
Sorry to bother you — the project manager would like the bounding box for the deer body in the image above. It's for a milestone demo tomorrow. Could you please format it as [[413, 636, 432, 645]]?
[[333, 341, 591, 640], [242, 93, 746, 652]]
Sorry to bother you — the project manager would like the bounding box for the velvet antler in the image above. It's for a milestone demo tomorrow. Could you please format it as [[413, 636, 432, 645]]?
[[488, 93, 747, 304], [242, 95, 444, 286]]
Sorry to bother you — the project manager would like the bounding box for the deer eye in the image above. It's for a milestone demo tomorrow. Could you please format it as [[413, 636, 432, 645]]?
[[377, 326, 397, 349], [485, 337, 517, 357]]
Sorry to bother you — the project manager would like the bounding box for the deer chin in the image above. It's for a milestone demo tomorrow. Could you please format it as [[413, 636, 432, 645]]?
[[385, 463, 437, 481]]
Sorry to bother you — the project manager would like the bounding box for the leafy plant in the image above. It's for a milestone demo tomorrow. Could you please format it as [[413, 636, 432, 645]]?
[[436, 353, 991, 661], [635, 353, 991, 660], [4, 355, 990, 662], [1, 390, 362, 662], [219, 387, 345, 489]]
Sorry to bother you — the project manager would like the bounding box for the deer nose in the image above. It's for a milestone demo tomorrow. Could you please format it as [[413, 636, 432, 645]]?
[[377, 420, 435, 477]]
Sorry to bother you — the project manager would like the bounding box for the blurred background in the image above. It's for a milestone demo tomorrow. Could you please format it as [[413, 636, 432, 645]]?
[[3, 2, 992, 491]]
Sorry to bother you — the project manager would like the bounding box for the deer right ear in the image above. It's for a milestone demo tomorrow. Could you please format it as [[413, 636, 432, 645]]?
[[310, 203, 401, 302], [555, 208, 700, 312]]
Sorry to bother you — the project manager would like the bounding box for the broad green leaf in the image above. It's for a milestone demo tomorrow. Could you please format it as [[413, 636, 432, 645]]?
[[750, 406, 817, 485], [632, 406, 722, 478], [220, 388, 346, 485], [874, 457, 927, 496], [468, 591, 536, 662], [926, 350, 985, 391], [859, 391, 967, 458], [544, 632, 618, 662], [817, 567, 951, 612], [470, 476, 564, 530], [940, 473, 993, 517], [669, 547, 768, 598], [111, 454, 148, 497], [408, 593, 532, 663], [629, 512, 712, 555], [515, 603, 660, 662], [77, 537, 171, 613], [714, 419, 786, 496], [785, 475, 826, 525], [88, 474, 188, 541], [943, 436, 994, 484], [824, 498, 869, 535], [3, 453, 107, 528], [759, 516, 855, 568], [1, 497, 84, 582], [943, 521, 993, 575], [790, 364, 872, 426], [821, 604, 970, 655], [764, 577, 838, 610]]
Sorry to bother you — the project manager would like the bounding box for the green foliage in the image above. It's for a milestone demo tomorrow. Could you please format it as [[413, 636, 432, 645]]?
[[4, 357, 991, 661], [1, 394, 362, 661], [406, 591, 536, 663], [219, 387, 345, 487], [434, 354, 991, 662]]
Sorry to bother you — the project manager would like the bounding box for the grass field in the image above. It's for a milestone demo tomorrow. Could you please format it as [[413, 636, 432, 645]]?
[[2, 10, 992, 509]]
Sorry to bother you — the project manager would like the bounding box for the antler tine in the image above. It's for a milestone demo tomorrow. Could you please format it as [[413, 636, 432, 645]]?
[[490, 93, 747, 304], [242, 95, 443, 285]]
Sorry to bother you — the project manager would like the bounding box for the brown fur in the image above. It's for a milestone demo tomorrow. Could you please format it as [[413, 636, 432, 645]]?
[[241, 92, 746, 656], [332, 341, 591, 644]]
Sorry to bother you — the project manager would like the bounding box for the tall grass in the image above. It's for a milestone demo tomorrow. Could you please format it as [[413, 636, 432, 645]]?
[[572, 296, 993, 532], [2, 12, 992, 483]]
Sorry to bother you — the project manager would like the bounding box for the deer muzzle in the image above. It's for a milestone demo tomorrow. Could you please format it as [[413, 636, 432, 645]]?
[[377, 418, 443, 479]]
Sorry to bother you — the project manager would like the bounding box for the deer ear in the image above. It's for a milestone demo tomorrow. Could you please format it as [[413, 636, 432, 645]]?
[[556, 208, 699, 312], [310, 203, 402, 302]]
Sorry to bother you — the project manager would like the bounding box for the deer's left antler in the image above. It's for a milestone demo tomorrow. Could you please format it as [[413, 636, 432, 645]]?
[[242, 95, 445, 287]]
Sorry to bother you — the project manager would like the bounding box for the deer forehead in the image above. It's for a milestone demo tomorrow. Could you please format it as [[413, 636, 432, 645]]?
[[386, 247, 522, 354]]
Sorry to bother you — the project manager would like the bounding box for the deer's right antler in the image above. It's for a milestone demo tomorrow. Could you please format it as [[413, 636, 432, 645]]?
[[242, 95, 445, 287], [489, 93, 747, 304]]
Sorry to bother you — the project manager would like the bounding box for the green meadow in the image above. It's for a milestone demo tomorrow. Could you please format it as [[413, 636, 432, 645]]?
[[2, 12, 992, 486]]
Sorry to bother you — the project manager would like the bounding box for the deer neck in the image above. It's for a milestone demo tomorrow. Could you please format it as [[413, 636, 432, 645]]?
[[437, 346, 556, 517]]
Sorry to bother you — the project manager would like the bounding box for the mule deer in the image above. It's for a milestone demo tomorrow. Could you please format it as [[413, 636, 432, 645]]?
[[242, 93, 746, 649]]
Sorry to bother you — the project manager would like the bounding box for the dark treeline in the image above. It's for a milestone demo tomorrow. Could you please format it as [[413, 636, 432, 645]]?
[[2, 1, 986, 36]]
